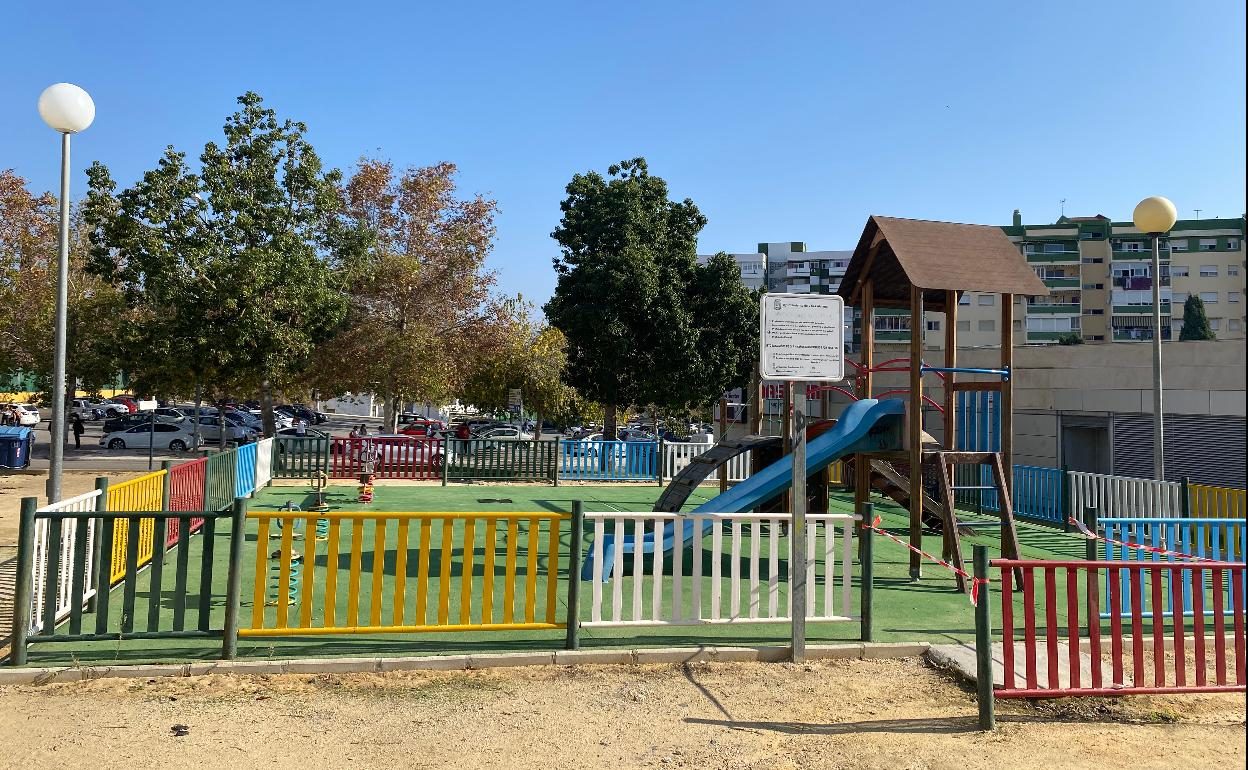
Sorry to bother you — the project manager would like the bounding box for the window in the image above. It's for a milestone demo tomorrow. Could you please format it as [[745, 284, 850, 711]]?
[[1200, 239, 1218, 251], [977, 320, 996, 332], [155, 424, 179, 433], [956, 321, 971, 332], [1230, 291, 1242, 304], [1013, 320, 1023, 331], [1117, 241, 1143, 252], [1042, 243, 1066, 253], [1229, 239, 1240, 250], [1230, 319, 1242, 332], [1172, 292, 1189, 305], [1171, 265, 1189, 277], [1023, 244, 1036, 254], [1200, 265, 1218, 277], [1082, 283, 1104, 290], [1081, 257, 1104, 264], [959, 294, 971, 305], [1170, 239, 1189, 252], [1087, 335, 1105, 341], [1200, 292, 1219, 304], [1229, 265, 1240, 277], [1209, 319, 1220, 331], [977, 295, 995, 306], [926, 320, 941, 331], [1082, 308, 1105, 315]]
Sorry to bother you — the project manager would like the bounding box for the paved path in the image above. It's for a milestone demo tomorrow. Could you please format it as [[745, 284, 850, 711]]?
[[930, 640, 1110, 689], [0, 547, 16, 654]]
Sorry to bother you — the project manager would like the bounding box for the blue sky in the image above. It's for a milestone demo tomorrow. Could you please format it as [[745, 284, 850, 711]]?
[[4, 1, 1244, 305]]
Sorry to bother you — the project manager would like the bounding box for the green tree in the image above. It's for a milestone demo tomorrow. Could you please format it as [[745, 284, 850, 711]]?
[[83, 93, 368, 441], [1179, 295, 1217, 341], [312, 158, 508, 432], [544, 158, 756, 439], [461, 318, 577, 437]]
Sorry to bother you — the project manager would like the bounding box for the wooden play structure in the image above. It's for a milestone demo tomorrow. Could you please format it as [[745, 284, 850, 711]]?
[[837, 216, 1050, 588]]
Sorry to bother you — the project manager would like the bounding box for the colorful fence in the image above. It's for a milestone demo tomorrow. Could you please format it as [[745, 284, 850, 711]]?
[[1069, 471, 1183, 519], [581, 512, 860, 628], [167, 457, 207, 547], [984, 557, 1245, 700], [329, 436, 444, 480], [448, 439, 557, 482], [273, 435, 328, 479], [1097, 517, 1246, 619], [1191, 484, 1246, 519], [105, 470, 166, 583], [239, 510, 569, 637], [235, 441, 258, 498], [11, 500, 245, 664], [254, 437, 274, 488], [29, 491, 101, 635], [560, 440, 658, 481]]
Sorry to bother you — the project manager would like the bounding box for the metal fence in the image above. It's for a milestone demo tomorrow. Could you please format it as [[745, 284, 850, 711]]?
[[272, 435, 328, 479], [235, 442, 258, 498], [329, 436, 444, 480], [1069, 471, 1184, 519], [28, 491, 101, 636], [254, 437, 274, 488], [205, 448, 238, 512], [448, 439, 558, 482], [559, 440, 658, 481], [105, 471, 166, 584], [954, 464, 1066, 525]]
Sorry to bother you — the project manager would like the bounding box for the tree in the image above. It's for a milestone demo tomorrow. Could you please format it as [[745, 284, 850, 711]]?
[[83, 93, 368, 441], [1179, 295, 1217, 341], [544, 158, 757, 440], [461, 316, 577, 437], [312, 158, 507, 432]]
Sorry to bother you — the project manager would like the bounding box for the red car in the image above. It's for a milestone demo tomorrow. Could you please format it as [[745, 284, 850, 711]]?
[[398, 419, 445, 438], [112, 396, 138, 413]]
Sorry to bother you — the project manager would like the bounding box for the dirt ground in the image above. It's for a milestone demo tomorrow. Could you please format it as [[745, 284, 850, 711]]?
[[0, 657, 1241, 770], [0, 470, 141, 547]]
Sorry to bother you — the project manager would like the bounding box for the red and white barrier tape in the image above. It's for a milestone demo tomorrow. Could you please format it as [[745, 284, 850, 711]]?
[[1067, 517, 1218, 562], [868, 515, 987, 605]]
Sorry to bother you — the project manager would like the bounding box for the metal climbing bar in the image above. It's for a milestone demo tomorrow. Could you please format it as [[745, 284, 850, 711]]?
[[921, 365, 1010, 380]]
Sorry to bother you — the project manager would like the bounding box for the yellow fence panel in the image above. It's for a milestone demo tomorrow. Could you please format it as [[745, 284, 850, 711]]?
[[827, 460, 844, 486], [1190, 483, 1246, 558], [106, 470, 167, 583], [240, 511, 570, 637]]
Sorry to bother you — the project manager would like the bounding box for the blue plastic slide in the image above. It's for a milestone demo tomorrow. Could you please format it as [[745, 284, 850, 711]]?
[[582, 398, 906, 580]]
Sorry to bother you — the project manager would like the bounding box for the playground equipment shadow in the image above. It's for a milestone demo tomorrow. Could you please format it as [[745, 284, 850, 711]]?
[[21, 484, 1088, 667]]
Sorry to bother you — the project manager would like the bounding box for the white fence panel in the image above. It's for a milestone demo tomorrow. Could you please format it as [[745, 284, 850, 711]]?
[[583, 511, 858, 628], [254, 437, 274, 489], [30, 490, 101, 635], [1069, 471, 1183, 519], [660, 442, 751, 483]]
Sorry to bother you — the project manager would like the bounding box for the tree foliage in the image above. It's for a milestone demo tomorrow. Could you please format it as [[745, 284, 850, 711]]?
[[82, 93, 367, 434], [460, 313, 578, 432], [544, 158, 756, 438], [1179, 295, 1216, 341], [312, 158, 512, 431]]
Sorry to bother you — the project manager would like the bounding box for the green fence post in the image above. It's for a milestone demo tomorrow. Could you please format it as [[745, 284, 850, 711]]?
[[222, 497, 246, 660], [973, 545, 994, 731], [657, 437, 664, 486], [441, 440, 450, 486], [553, 437, 561, 487], [1180, 475, 1191, 518], [860, 503, 874, 642], [10, 497, 37, 666], [161, 459, 173, 509], [565, 500, 583, 650], [1061, 465, 1071, 532], [1083, 505, 1098, 562], [86, 477, 109, 613]]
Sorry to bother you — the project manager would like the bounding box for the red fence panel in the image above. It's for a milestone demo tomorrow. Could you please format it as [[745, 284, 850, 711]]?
[[166, 456, 207, 546], [991, 559, 1246, 699], [328, 436, 444, 480]]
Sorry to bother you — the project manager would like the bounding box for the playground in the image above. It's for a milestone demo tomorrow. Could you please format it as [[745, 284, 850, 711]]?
[[2, 658, 1242, 769]]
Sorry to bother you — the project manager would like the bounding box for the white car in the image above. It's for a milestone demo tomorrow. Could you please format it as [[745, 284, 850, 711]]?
[[99, 422, 203, 451], [347, 434, 444, 470], [70, 399, 107, 420], [190, 415, 258, 443], [6, 403, 42, 427]]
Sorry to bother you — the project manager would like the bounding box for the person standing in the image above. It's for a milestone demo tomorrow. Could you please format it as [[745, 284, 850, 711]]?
[[70, 413, 85, 449], [294, 417, 307, 437]]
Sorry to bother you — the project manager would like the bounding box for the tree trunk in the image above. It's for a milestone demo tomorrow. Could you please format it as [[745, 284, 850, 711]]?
[[260, 375, 276, 437], [192, 381, 202, 449], [217, 392, 227, 450], [534, 410, 543, 441], [381, 383, 397, 435], [603, 402, 618, 443]]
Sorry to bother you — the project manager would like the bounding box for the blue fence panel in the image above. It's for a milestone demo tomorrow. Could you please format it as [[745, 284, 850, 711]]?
[[953, 463, 1065, 525], [235, 441, 258, 497], [559, 440, 658, 481], [1099, 517, 1247, 619], [955, 390, 1000, 452]]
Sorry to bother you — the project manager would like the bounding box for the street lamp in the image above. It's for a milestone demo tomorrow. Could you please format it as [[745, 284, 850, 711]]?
[[1132, 195, 1178, 482], [38, 83, 95, 504]]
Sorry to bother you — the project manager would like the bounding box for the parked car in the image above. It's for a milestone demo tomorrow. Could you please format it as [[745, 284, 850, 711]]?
[[224, 409, 262, 429], [69, 399, 107, 420], [103, 412, 182, 434], [275, 426, 328, 440], [398, 418, 445, 438], [352, 433, 444, 470], [475, 426, 535, 442], [96, 399, 134, 418], [189, 415, 257, 444], [153, 406, 189, 421], [3, 403, 42, 427], [618, 428, 658, 442], [113, 396, 139, 413], [99, 422, 202, 451]]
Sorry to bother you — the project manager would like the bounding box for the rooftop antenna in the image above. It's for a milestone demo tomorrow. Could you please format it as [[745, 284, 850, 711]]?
[[1194, 209, 1202, 218], [1059, 198, 1066, 218]]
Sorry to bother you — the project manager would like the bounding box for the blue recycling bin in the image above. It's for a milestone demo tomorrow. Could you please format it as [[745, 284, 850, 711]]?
[[0, 425, 33, 469]]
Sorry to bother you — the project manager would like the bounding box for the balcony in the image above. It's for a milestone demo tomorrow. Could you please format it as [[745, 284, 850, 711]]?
[[1112, 303, 1171, 315], [1112, 327, 1173, 342], [1025, 251, 1081, 264], [788, 283, 811, 293], [1041, 276, 1080, 289], [786, 268, 811, 278], [1113, 248, 1170, 260], [1113, 275, 1171, 289], [1026, 303, 1081, 314], [1026, 331, 1077, 342], [875, 330, 911, 341]]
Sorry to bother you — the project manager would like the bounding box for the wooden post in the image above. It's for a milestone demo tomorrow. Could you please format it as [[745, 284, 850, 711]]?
[[860, 503, 874, 642], [718, 396, 729, 494], [908, 285, 924, 580], [748, 364, 762, 435], [10, 497, 37, 665], [861, 280, 875, 399], [944, 290, 958, 450], [86, 476, 109, 613], [973, 545, 995, 731], [222, 497, 246, 659], [1001, 294, 1014, 492]]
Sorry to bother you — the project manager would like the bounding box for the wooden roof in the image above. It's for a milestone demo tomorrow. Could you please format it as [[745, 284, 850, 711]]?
[[837, 216, 1050, 311]]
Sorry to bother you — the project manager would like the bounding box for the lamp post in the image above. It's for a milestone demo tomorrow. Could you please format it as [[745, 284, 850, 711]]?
[[37, 83, 95, 503], [1132, 195, 1178, 482]]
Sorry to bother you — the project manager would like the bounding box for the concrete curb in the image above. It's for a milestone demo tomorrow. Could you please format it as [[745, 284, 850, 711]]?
[[0, 642, 930, 686]]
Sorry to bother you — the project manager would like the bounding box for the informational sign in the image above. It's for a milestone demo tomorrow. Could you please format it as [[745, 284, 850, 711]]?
[[138, 399, 158, 412], [507, 388, 523, 412], [759, 293, 845, 382]]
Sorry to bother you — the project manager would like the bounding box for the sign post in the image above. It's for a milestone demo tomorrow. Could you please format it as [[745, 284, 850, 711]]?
[[759, 293, 845, 663]]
